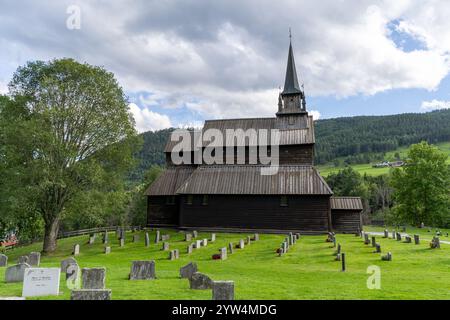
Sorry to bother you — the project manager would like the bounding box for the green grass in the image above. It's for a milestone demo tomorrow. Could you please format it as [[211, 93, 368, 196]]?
[[1, 228, 450, 300], [317, 141, 450, 177]]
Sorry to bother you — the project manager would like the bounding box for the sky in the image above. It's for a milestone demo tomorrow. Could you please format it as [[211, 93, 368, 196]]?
[[1, 0, 450, 132]]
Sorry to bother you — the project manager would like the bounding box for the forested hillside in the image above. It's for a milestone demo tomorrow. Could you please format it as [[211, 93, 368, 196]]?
[[130, 109, 450, 180]]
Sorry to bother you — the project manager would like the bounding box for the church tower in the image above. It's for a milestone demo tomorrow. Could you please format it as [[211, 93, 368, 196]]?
[[277, 36, 307, 116]]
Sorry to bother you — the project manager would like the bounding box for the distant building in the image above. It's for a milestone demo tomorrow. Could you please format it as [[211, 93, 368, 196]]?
[[146, 37, 362, 234]]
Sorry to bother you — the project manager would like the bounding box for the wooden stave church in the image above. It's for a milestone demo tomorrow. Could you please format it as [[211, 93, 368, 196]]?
[[146, 39, 363, 234]]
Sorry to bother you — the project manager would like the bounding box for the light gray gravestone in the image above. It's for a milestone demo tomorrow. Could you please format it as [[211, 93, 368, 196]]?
[[189, 272, 213, 290], [104, 246, 111, 254], [82, 268, 106, 289], [71, 289, 111, 300], [169, 250, 177, 261], [185, 233, 192, 242], [0, 254, 8, 267], [212, 281, 234, 300], [145, 233, 150, 247], [129, 261, 156, 280], [73, 244, 80, 256], [133, 235, 139, 243], [155, 230, 160, 244], [383, 229, 389, 238], [254, 233, 260, 241], [202, 239, 208, 247], [18, 256, 29, 264], [103, 232, 109, 244], [119, 238, 125, 247], [162, 242, 170, 251], [5, 263, 30, 282], [88, 236, 95, 245], [175, 249, 180, 259], [195, 240, 202, 249], [61, 257, 78, 273], [282, 241, 288, 253], [239, 239, 245, 249], [193, 230, 198, 238], [180, 262, 197, 279], [228, 242, 234, 254], [414, 234, 420, 245], [28, 252, 41, 267], [246, 236, 251, 245], [220, 247, 227, 260], [335, 253, 341, 261], [210, 233, 216, 242], [161, 234, 170, 241], [22, 268, 60, 297], [187, 244, 193, 254]]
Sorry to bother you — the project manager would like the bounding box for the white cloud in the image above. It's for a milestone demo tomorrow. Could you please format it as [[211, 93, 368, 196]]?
[[309, 110, 321, 120], [128, 103, 172, 133], [421, 99, 450, 110], [0, 80, 7, 94]]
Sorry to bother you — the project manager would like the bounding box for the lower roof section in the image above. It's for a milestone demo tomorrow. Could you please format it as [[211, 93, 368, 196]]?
[[145, 166, 195, 196], [175, 165, 333, 195], [330, 197, 363, 210]]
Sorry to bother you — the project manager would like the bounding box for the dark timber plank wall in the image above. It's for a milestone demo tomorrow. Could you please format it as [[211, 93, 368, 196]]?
[[331, 210, 362, 233], [279, 145, 314, 165], [179, 195, 331, 232], [147, 196, 179, 226]]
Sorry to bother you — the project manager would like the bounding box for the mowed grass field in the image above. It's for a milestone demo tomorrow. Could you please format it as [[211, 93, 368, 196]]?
[[317, 141, 450, 177], [1, 227, 450, 300]]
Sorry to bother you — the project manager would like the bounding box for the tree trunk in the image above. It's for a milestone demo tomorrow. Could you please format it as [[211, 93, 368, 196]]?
[[42, 217, 60, 255]]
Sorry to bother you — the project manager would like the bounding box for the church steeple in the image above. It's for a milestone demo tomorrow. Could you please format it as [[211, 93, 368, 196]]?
[[277, 31, 307, 116]]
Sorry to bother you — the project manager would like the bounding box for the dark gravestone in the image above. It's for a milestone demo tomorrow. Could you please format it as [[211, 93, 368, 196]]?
[[335, 244, 341, 255], [145, 233, 150, 247], [341, 253, 346, 272], [396, 233, 402, 241], [18, 256, 29, 264], [82, 268, 106, 289], [381, 252, 392, 261], [28, 252, 41, 267], [71, 289, 111, 300], [364, 234, 370, 245], [383, 229, 388, 238], [212, 281, 234, 300], [180, 262, 197, 279], [189, 272, 213, 290], [5, 263, 30, 283], [228, 242, 234, 254], [371, 236, 376, 247], [430, 237, 440, 249], [405, 236, 412, 243], [375, 243, 381, 253], [129, 261, 156, 280], [0, 254, 8, 267], [61, 257, 78, 273], [392, 231, 396, 239], [414, 234, 420, 245]]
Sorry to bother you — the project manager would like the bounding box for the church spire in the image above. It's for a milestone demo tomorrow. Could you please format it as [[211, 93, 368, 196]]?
[[281, 37, 302, 96]]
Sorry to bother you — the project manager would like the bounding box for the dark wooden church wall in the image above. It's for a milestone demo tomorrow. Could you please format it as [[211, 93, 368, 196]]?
[[279, 145, 314, 165], [331, 210, 362, 233], [147, 196, 179, 226], [179, 195, 330, 232]]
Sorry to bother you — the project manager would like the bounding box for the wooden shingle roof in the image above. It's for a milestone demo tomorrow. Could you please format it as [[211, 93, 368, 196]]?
[[330, 197, 363, 211], [175, 165, 332, 195], [145, 166, 195, 196]]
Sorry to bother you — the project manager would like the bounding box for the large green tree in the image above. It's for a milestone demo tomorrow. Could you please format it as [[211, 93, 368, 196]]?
[[391, 141, 449, 226], [4, 59, 139, 253]]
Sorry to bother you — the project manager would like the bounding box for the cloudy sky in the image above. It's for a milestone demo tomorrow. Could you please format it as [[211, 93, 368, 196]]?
[[1, 0, 450, 132]]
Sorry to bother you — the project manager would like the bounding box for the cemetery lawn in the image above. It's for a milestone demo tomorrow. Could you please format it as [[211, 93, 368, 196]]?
[[1, 228, 450, 300]]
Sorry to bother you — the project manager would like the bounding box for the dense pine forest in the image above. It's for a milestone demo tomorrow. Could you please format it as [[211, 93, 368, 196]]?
[[130, 109, 450, 179]]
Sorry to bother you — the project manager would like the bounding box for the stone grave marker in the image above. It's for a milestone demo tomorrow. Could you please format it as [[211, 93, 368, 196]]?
[[155, 230, 160, 244], [0, 254, 8, 267], [375, 243, 381, 253], [383, 229, 389, 238], [88, 235, 95, 245], [61, 257, 77, 273], [282, 241, 288, 253], [371, 236, 376, 247], [119, 238, 125, 247], [169, 250, 177, 260], [22, 268, 60, 297], [392, 231, 396, 239], [5, 263, 30, 283], [414, 234, 420, 245], [195, 240, 202, 249], [202, 239, 208, 247], [335, 253, 341, 261], [103, 232, 109, 244], [246, 236, 251, 245], [341, 253, 346, 272], [253, 233, 260, 241], [104, 247, 111, 254], [238, 239, 245, 249], [175, 249, 180, 259], [336, 243, 341, 255], [129, 261, 156, 280], [187, 244, 193, 254], [145, 233, 150, 247], [189, 272, 213, 290], [18, 256, 29, 264], [210, 233, 216, 242], [228, 242, 234, 254], [405, 236, 412, 243], [161, 234, 170, 241], [71, 289, 111, 300], [28, 252, 41, 267], [220, 247, 227, 260], [162, 242, 170, 251], [185, 233, 192, 242], [364, 233, 370, 245], [381, 252, 392, 261], [430, 237, 440, 249], [82, 268, 106, 289], [73, 244, 80, 256], [180, 262, 197, 279], [396, 233, 402, 241], [212, 281, 234, 300], [193, 230, 198, 238], [133, 235, 140, 243]]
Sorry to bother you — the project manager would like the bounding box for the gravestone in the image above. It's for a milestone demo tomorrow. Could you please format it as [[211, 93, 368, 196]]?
[[282, 241, 288, 253], [61, 257, 77, 273], [180, 262, 197, 279], [375, 243, 381, 253], [155, 230, 160, 244], [414, 234, 420, 245], [66, 263, 79, 282], [332, 237, 336, 248], [71, 289, 111, 300], [22, 268, 60, 297], [189, 272, 213, 290], [0, 254, 8, 267], [396, 233, 402, 241], [28, 252, 41, 267], [381, 252, 392, 261], [341, 253, 346, 272], [161, 234, 170, 241], [383, 229, 389, 238], [371, 236, 376, 247], [228, 242, 234, 254], [129, 261, 156, 280], [210, 233, 216, 242], [82, 268, 106, 289], [185, 233, 192, 242], [73, 244, 80, 256], [103, 232, 109, 244], [187, 244, 193, 254], [405, 236, 412, 243], [18, 256, 29, 264], [5, 263, 30, 283], [88, 236, 95, 245], [392, 231, 396, 239], [335, 253, 341, 261], [104, 247, 111, 254], [195, 240, 202, 249], [119, 238, 125, 247], [220, 247, 227, 260], [364, 233, 370, 245], [239, 239, 245, 249], [246, 236, 251, 245], [212, 281, 234, 300], [336, 243, 341, 255], [145, 233, 150, 247], [430, 237, 440, 249], [169, 250, 177, 261], [133, 235, 139, 243], [253, 233, 260, 241], [202, 239, 208, 247], [193, 230, 198, 238], [162, 242, 170, 251], [175, 249, 180, 259], [284, 237, 290, 249]]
